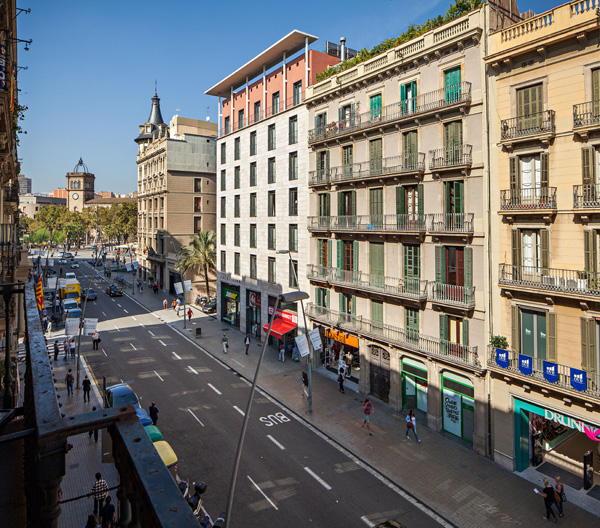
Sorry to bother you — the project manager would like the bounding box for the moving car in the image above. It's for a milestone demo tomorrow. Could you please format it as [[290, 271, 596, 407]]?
[[70, 262, 80, 269], [63, 252, 73, 259], [83, 288, 97, 301], [65, 272, 76, 280], [106, 284, 123, 297], [202, 299, 217, 314], [61, 299, 78, 312]]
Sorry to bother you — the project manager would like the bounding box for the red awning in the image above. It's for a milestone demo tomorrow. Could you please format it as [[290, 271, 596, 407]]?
[[263, 318, 297, 339]]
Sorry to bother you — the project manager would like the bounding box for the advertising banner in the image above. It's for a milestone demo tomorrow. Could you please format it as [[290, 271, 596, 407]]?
[[570, 368, 587, 392], [543, 361, 558, 384], [309, 328, 323, 351], [495, 348, 509, 368], [518, 354, 532, 376], [65, 318, 80, 336], [47, 277, 57, 290], [295, 334, 310, 357], [184, 280, 193, 292], [442, 388, 462, 438], [174, 282, 183, 295], [125, 262, 132, 272]]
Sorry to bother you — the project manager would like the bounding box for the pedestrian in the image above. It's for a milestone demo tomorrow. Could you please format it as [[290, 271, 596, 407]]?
[[70, 338, 76, 359], [82, 375, 91, 402], [99, 495, 116, 528], [149, 402, 159, 426], [244, 334, 250, 355], [187, 308, 192, 322], [172, 299, 177, 311], [65, 369, 74, 396], [362, 398, 374, 435], [279, 344, 285, 362], [42, 315, 49, 333], [554, 476, 565, 518], [536, 477, 558, 522], [47, 319, 53, 334], [154, 282, 159, 294], [63, 339, 69, 361], [53, 340, 60, 361], [338, 368, 345, 394], [163, 299, 168, 310], [92, 331, 100, 350], [176, 298, 181, 316], [406, 410, 420, 442], [139, 283, 143, 293], [89, 406, 99, 442], [221, 334, 229, 354], [84, 514, 97, 528], [54, 297, 60, 313], [301, 371, 309, 398]]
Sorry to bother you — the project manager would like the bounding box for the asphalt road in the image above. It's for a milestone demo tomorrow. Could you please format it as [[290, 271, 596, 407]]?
[[72, 258, 443, 528]]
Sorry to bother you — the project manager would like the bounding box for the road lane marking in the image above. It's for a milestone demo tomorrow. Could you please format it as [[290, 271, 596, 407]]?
[[360, 517, 376, 527], [102, 349, 107, 357], [247, 476, 278, 510], [114, 325, 120, 332], [102, 312, 107, 317], [139, 323, 145, 328], [172, 351, 182, 360], [154, 371, 164, 382], [132, 316, 137, 321], [130, 343, 136, 350], [123, 309, 128, 314], [208, 383, 221, 395], [111, 299, 115, 302], [267, 435, 286, 450], [159, 340, 167, 347], [233, 406, 245, 416], [117, 303, 121, 307], [188, 409, 204, 427], [304, 467, 332, 491], [148, 330, 155, 337], [188, 366, 198, 375]]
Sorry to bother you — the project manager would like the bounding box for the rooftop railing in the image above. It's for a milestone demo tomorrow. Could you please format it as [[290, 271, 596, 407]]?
[[429, 145, 472, 170], [428, 213, 474, 233], [500, 187, 557, 210], [573, 100, 600, 129], [573, 183, 600, 209], [500, 110, 555, 141]]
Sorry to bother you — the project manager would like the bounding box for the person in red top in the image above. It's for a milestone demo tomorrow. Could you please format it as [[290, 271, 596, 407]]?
[[187, 308, 192, 322], [362, 398, 374, 435]]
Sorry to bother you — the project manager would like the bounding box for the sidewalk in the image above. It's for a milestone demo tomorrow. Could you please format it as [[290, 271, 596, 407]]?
[[124, 281, 600, 527]]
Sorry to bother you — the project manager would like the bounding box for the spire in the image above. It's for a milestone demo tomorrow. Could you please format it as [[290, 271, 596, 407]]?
[[148, 91, 165, 127], [135, 89, 167, 144]]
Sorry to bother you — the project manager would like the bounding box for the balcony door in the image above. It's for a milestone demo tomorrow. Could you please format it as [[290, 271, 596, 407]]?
[[517, 84, 543, 133], [445, 180, 464, 220], [370, 138, 383, 175], [370, 242, 384, 289], [400, 81, 417, 115], [339, 103, 355, 129], [339, 190, 356, 229], [403, 130, 418, 168], [369, 188, 383, 228], [444, 67, 461, 103], [520, 309, 546, 361], [342, 145, 353, 179], [404, 244, 420, 295], [440, 314, 468, 359], [444, 121, 462, 164]]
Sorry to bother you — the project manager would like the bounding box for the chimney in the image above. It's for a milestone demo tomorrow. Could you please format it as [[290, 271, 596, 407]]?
[[340, 37, 346, 62]]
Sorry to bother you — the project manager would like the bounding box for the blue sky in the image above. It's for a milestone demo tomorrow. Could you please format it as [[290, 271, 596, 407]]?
[[18, 0, 553, 194]]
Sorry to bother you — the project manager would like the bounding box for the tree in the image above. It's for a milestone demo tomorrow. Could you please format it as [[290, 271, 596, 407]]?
[[176, 231, 216, 296]]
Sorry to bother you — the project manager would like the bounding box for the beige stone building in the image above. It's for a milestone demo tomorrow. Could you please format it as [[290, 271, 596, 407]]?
[[485, 0, 600, 489], [135, 92, 217, 294]]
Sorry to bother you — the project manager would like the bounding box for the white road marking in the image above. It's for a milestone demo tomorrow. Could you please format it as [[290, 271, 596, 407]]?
[[102, 349, 107, 357], [117, 303, 121, 307], [132, 316, 137, 321], [111, 299, 115, 302], [304, 467, 332, 491], [188, 366, 198, 375], [208, 383, 221, 395], [188, 409, 204, 427], [266, 435, 286, 450], [360, 516, 376, 527], [247, 476, 278, 510], [233, 406, 245, 416], [114, 325, 120, 332], [158, 340, 167, 347], [172, 351, 182, 360], [102, 312, 107, 317], [154, 371, 164, 382], [148, 330, 155, 337], [139, 323, 145, 328], [123, 309, 128, 314], [130, 343, 136, 350]]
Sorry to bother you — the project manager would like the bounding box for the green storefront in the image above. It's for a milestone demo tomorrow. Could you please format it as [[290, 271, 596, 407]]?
[[221, 284, 240, 328], [401, 357, 428, 413], [441, 371, 474, 444]]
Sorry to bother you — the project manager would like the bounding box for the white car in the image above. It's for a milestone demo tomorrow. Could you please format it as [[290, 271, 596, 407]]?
[[61, 299, 78, 312], [65, 272, 76, 280]]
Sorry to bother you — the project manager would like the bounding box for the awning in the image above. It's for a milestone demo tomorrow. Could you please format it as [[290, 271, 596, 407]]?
[[263, 318, 297, 339]]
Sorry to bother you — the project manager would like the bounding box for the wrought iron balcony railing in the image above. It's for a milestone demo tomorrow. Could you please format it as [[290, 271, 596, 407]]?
[[429, 282, 475, 308], [429, 145, 472, 170], [308, 214, 427, 232], [307, 264, 428, 300], [0, 223, 15, 249], [428, 213, 474, 233], [308, 82, 471, 143], [500, 110, 555, 141], [573, 100, 600, 129], [307, 303, 481, 369], [3, 184, 18, 203], [499, 263, 600, 297], [573, 184, 600, 209], [500, 186, 557, 210]]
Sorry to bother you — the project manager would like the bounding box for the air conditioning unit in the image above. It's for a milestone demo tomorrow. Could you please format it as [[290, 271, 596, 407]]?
[[541, 276, 560, 288], [564, 278, 587, 291]]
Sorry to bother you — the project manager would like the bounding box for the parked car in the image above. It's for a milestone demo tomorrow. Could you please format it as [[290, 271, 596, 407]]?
[[61, 299, 78, 312], [104, 383, 152, 425], [70, 262, 80, 269], [83, 288, 97, 301], [106, 284, 123, 297], [201, 299, 217, 314], [63, 252, 73, 259]]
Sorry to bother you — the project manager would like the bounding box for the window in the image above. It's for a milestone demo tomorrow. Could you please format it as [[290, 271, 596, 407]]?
[[406, 307, 419, 342], [254, 101, 261, 123], [512, 229, 549, 272], [581, 146, 599, 204], [289, 188, 298, 216], [268, 224, 276, 250], [234, 195, 240, 217], [339, 103, 355, 129], [289, 224, 298, 252], [396, 184, 423, 225], [315, 112, 327, 132], [250, 162, 257, 186], [439, 315, 469, 351], [369, 188, 383, 225], [339, 190, 355, 217], [517, 83, 543, 131], [238, 109, 245, 130], [194, 217, 202, 234], [369, 93, 382, 121], [220, 143, 226, 164], [403, 130, 418, 168], [444, 67, 462, 103], [220, 251, 226, 272], [224, 116, 230, 135], [268, 257, 276, 283], [194, 178, 202, 192], [369, 138, 383, 173], [404, 244, 420, 281], [268, 157, 276, 183], [444, 121, 463, 163], [511, 306, 556, 361], [194, 197, 202, 213], [400, 81, 418, 115], [268, 124, 276, 150], [250, 193, 257, 217], [509, 153, 549, 206], [371, 300, 383, 332], [316, 287, 329, 308], [289, 152, 298, 180], [342, 145, 353, 178], [250, 254, 257, 279], [289, 116, 298, 144], [234, 252, 240, 275], [220, 196, 226, 218], [318, 193, 330, 217], [293, 81, 302, 105], [268, 191, 276, 216], [289, 260, 298, 288], [234, 224, 240, 246], [317, 150, 330, 179], [234, 137, 240, 160], [234, 166, 240, 189], [272, 92, 280, 115], [318, 238, 331, 268], [250, 224, 257, 248], [220, 224, 226, 245], [250, 131, 257, 156], [339, 292, 355, 315], [220, 170, 226, 191], [444, 180, 464, 214]]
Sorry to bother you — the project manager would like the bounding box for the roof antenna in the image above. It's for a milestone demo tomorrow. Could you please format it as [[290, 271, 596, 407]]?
[[154, 79, 157, 95], [206, 106, 210, 121]]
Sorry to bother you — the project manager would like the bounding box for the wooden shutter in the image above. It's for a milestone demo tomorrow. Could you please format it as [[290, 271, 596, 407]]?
[[439, 314, 449, 341], [512, 229, 521, 267], [327, 239, 332, 267], [532, 84, 543, 115], [396, 186, 405, 215], [417, 183, 424, 216], [509, 156, 519, 190], [353, 240, 359, 272], [540, 152, 549, 188], [584, 230, 597, 272], [455, 181, 464, 214], [511, 305, 520, 353], [351, 295, 356, 315], [540, 229, 550, 270], [581, 317, 589, 370], [593, 69, 600, 103], [547, 312, 557, 362], [318, 239, 323, 268], [339, 106, 344, 124], [339, 293, 344, 312], [588, 318, 597, 373], [464, 247, 473, 289], [337, 240, 343, 269], [325, 289, 330, 308], [462, 318, 469, 347], [582, 146, 595, 186], [435, 246, 445, 284], [351, 190, 357, 216], [400, 83, 407, 102], [517, 87, 527, 118], [338, 193, 345, 216]]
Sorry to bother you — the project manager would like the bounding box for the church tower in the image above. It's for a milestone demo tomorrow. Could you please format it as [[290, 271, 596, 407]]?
[[66, 158, 95, 212]]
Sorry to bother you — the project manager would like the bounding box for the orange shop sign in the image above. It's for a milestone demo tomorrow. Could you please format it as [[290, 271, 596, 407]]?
[[324, 328, 359, 348]]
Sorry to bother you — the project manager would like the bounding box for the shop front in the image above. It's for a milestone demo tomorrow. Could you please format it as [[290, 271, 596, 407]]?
[[321, 327, 360, 383], [401, 357, 428, 413], [441, 371, 474, 444], [221, 284, 240, 328], [263, 304, 298, 357], [246, 290, 261, 340]]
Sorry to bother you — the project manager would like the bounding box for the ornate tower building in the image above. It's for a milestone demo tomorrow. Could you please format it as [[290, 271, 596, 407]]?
[[66, 158, 95, 212]]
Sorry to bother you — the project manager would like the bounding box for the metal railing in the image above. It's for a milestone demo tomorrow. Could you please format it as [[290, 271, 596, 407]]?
[[429, 145, 472, 169], [308, 82, 471, 143], [0, 223, 15, 249], [500, 187, 557, 210], [429, 282, 475, 308], [3, 184, 18, 203], [428, 213, 474, 233], [498, 263, 600, 296], [307, 303, 481, 368], [307, 214, 427, 232], [573, 184, 600, 209], [500, 110, 556, 140], [488, 345, 600, 400], [573, 100, 600, 128], [307, 264, 428, 300]]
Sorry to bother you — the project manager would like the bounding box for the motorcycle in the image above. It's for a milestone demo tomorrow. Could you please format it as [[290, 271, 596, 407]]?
[[195, 295, 208, 307], [175, 475, 189, 500], [188, 481, 207, 518], [212, 512, 226, 527]]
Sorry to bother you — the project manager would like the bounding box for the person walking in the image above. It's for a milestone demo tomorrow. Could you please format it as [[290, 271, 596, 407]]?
[[47, 319, 53, 335], [221, 334, 229, 354], [163, 298, 168, 310], [406, 410, 420, 442], [65, 369, 74, 396], [172, 299, 177, 311], [99, 496, 116, 528], [70, 338, 76, 359], [149, 402, 159, 426], [536, 478, 559, 522], [338, 368, 345, 394], [554, 476, 565, 518], [279, 344, 285, 362], [82, 375, 91, 402], [63, 339, 69, 361], [244, 334, 250, 355], [301, 371, 309, 398], [91, 473, 108, 516], [362, 398, 374, 435], [139, 283, 143, 293], [89, 406, 99, 442], [54, 297, 60, 313], [176, 297, 181, 317], [92, 331, 100, 350], [53, 340, 60, 361], [187, 308, 192, 323]]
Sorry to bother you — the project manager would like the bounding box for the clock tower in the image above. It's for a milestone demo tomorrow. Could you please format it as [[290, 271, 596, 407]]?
[[66, 158, 95, 212]]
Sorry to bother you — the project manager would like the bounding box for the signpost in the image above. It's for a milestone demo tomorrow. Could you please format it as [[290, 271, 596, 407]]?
[[295, 334, 310, 357]]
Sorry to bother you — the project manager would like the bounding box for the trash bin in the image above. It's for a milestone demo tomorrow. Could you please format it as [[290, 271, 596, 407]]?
[[195, 327, 202, 338]]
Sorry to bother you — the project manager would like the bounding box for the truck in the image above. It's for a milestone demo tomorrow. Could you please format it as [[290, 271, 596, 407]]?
[[59, 278, 81, 306]]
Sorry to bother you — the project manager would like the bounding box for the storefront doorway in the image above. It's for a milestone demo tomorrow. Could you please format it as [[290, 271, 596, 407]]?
[[402, 357, 428, 412], [441, 371, 474, 444], [221, 284, 240, 328], [369, 345, 390, 403], [322, 328, 360, 383], [246, 290, 261, 340]]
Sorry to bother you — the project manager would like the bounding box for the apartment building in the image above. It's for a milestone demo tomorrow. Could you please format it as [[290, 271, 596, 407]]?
[[485, 0, 600, 485], [135, 92, 217, 294], [205, 31, 339, 346]]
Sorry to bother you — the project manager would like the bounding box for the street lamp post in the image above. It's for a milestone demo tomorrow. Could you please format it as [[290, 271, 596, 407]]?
[[168, 236, 186, 329], [225, 290, 309, 528]]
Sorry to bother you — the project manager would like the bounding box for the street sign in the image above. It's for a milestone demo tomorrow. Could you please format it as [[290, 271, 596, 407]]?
[[295, 333, 310, 357], [133, 261, 139, 270], [83, 318, 98, 336], [65, 318, 80, 336], [125, 262, 133, 272], [184, 280, 193, 292], [309, 328, 323, 351], [47, 278, 57, 290], [174, 282, 183, 295]]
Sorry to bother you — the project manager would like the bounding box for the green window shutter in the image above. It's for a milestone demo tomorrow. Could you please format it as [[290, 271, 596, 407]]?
[[396, 186, 405, 215], [540, 152, 549, 188], [351, 295, 356, 315], [547, 312, 557, 363], [517, 87, 527, 117], [593, 69, 600, 102], [417, 184, 424, 216], [400, 83, 407, 102], [318, 240, 323, 268], [455, 181, 464, 214], [338, 193, 344, 216], [339, 106, 344, 123], [435, 246, 445, 284], [351, 190, 357, 216], [540, 229, 550, 270], [509, 156, 519, 190], [512, 229, 521, 267], [327, 239, 332, 267], [464, 247, 473, 289], [584, 230, 597, 272], [588, 319, 597, 373], [353, 240, 359, 272], [337, 240, 343, 269], [439, 314, 449, 341], [339, 293, 344, 312], [581, 317, 589, 370], [511, 305, 520, 353], [325, 289, 330, 308], [462, 318, 469, 347], [445, 181, 451, 214], [325, 150, 330, 172], [533, 84, 542, 115], [582, 146, 594, 186], [415, 245, 420, 281]]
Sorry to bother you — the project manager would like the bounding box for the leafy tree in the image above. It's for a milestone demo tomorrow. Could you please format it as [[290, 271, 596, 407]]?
[[176, 231, 216, 296]]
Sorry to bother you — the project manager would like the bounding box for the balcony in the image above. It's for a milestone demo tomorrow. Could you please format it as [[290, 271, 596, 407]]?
[[500, 110, 555, 148], [429, 282, 475, 309], [3, 184, 18, 203], [488, 346, 600, 402], [573, 100, 600, 138], [500, 187, 557, 213], [428, 213, 474, 235], [308, 153, 425, 187], [307, 264, 428, 301], [308, 214, 427, 234], [428, 145, 472, 173], [307, 303, 481, 370], [573, 184, 600, 210], [499, 263, 600, 299], [308, 82, 471, 145]]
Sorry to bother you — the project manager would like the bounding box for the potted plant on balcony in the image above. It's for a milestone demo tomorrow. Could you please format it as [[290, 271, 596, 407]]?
[[490, 335, 509, 350]]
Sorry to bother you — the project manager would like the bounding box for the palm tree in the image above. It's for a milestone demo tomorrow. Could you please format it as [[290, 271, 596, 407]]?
[[176, 231, 216, 296]]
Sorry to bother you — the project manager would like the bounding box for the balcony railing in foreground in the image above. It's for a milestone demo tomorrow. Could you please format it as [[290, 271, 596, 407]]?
[[307, 303, 481, 368], [306, 264, 428, 300], [308, 214, 427, 232], [573, 184, 600, 209], [573, 100, 600, 129], [428, 213, 474, 233], [500, 187, 557, 210], [500, 110, 555, 141], [499, 263, 600, 297], [429, 282, 475, 308], [488, 346, 600, 401], [429, 145, 472, 170]]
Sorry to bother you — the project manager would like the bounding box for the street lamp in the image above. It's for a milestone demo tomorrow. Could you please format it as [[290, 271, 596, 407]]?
[[225, 290, 309, 528], [277, 249, 313, 413]]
